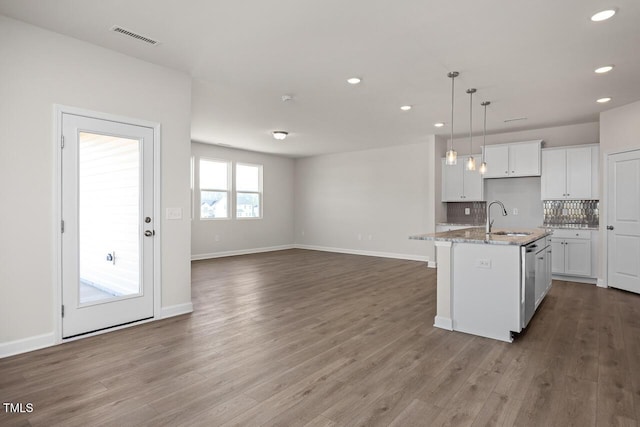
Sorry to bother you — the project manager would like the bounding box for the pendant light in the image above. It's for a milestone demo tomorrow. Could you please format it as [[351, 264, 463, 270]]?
[[445, 71, 459, 165], [466, 88, 477, 171], [479, 101, 491, 175]]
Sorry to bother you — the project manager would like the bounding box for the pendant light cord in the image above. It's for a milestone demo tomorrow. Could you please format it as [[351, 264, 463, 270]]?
[[450, 75, 455, 151]]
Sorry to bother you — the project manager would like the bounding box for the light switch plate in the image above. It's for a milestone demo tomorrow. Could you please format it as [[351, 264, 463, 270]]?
[[166, 207, 183, 220], [464, 208, 470, 215]]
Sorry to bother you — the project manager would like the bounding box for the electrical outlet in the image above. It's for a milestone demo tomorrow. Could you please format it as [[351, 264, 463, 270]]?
[[368, 234, 372, 240], [357, 233, 362, 241], [214, 234, 220, 241], [476, 259, 492, 269], [512, 208, 519, 215], [464, 208, 470, 215]]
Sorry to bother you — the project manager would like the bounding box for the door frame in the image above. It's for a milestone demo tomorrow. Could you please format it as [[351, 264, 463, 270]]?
[[53, 105, 162, 343], [602, 147, 640, 289]]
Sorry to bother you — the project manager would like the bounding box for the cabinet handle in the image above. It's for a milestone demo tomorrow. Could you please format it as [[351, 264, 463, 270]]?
[[538, 257, 544, 260], [505, 171, 508, 174], [607, 225, 614, 230], [511, 171, 515, 173]]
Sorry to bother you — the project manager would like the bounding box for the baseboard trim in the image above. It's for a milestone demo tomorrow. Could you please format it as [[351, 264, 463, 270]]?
[[434, 316, 453, 331], [551, 274, 597, 285], [191, 245, 295, 261], [427, 260, 437, 268], [0, 332, 56, 359], [597, 278, 607, 288], [294, 244, 429, 262], [161, 302, 194, 319]]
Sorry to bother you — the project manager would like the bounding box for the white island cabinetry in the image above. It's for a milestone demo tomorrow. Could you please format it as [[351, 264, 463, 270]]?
[[410, 228, 552, 342]]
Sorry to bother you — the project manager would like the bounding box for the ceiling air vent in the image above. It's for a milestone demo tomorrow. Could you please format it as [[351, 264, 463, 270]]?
[[110, 25, 159, 46]]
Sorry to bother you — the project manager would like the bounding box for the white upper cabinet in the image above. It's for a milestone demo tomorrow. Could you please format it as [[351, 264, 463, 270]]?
[[541, 145, 599, 200], [441, 156, 484, 202], [482, 140, 542, 178]]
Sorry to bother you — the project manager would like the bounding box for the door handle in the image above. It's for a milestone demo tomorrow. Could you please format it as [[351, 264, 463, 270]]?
[[144, 230, 155, 236], [607, 225, 614, 230]]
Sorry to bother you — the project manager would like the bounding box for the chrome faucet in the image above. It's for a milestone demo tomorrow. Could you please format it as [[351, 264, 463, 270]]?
[[486, 200, 508, 235]]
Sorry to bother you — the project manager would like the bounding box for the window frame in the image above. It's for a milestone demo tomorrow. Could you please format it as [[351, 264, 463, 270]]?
[[198, 157, 231, 220], [235, 162, 263, 220]]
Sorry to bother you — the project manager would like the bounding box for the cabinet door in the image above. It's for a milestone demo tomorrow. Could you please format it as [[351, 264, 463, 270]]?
[[509, 142, 541, 177], [591, 146, 600, 199], [565, 239, 591, 276], [551, 239, 565, 274], [545, 246, 553, 291], [463, 162, 484, 201], [566, 147, 592, 199], [483, 145, 510, 178], [541, 149, 567, 199], [442, 158, 464, 201]]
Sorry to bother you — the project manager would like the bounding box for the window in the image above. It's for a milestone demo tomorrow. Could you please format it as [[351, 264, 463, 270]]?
[[200, 159, 230, 219], [235, 163, 262, 218]]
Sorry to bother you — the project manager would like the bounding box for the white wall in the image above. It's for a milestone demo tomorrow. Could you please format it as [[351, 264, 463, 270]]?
[[599, 100, 640, 285], [448, 122, 599, 155], [294, 139, 439, 262], [485, 177, 544, 228], [191, 142, 295, 258], [0, 16, 192, 350]]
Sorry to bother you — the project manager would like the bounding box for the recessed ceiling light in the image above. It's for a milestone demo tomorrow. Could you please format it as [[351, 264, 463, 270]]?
[[400, 105, 412, 111], [434, 122, 445, 128], [591, 9, 617, 22], [272, 131, 288, 140], [347, 77, 361, 85], [595, 65, 615, 74], [597, 97, 612, 103]]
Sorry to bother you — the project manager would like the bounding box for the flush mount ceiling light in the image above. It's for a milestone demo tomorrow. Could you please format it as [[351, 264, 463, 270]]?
[[595, 65, 615, 74], [591, 9, 617, 22], [445, 71, 459, 166], [466, 88, 477, 171], [347, 77, 362, 85], [434, 122, 445, 128], [400, 105, 412, 111], [272, 131, 289, 140], [597, 97, 612, 103]]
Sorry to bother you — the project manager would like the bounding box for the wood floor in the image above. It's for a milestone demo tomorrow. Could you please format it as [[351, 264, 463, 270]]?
[[2, 249, 640, 426]]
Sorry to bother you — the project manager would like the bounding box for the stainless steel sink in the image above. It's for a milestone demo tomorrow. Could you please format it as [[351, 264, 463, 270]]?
[[492, 231, 532, 237]]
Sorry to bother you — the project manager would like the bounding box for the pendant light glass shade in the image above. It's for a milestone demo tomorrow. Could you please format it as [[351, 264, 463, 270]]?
[[445, 72, 459, 165], [479, 101, 491, 175], [445, 149, 457, 165], [466, 88, 476, 171], [479, 161, 487, 175], [466, 156, 476, 171]]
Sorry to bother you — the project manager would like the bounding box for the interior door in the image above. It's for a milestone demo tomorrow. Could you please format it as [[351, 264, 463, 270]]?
[[61, 113, 155, 338], [607, 150, 640, 294]]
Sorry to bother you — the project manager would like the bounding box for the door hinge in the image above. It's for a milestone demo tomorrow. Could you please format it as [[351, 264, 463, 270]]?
[[61, 305, 65, 318], [61, 220, 65, 233], [61, 135, 65, 149]]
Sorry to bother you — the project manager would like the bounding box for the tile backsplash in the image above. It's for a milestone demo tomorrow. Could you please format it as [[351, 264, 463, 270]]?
[[543, 200, 599, 228], [446, 202, 486, 225]]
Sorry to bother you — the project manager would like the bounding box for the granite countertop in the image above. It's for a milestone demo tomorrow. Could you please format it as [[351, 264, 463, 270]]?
[[437, 222, 484, 227], [410, 227, 552, 246]]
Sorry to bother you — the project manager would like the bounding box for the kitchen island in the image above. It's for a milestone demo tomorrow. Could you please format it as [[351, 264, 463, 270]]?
[[411, 227, 553, 342]]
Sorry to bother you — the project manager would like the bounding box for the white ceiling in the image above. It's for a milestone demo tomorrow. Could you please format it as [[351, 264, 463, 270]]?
[[1, 0, 639, 157]]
